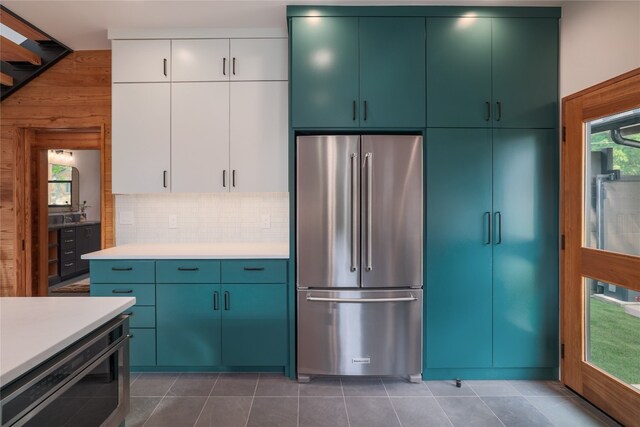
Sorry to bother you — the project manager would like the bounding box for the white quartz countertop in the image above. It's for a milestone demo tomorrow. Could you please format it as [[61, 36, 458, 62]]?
[[82, 242, 289, 259], [0, 297, 135, 386]]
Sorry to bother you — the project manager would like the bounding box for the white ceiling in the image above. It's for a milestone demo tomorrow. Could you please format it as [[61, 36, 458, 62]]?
[[4, 0, 564, 50]]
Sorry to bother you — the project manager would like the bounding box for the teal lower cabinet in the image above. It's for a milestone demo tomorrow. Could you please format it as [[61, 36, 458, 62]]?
[[221, 283, 287, 366], [155, 282, 287, 367], [129, 328, 157, 366], [91, 258, 289, 372], [425, 128, 558, 380], [156, 283, 222, 366]]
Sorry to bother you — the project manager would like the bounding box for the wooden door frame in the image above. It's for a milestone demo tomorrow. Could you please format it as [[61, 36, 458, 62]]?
[[561, 67, 640, 426], [19, 125, 107, 296]]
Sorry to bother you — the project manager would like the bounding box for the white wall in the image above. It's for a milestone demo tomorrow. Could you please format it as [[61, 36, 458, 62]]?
[[115, 193, 288, 245], [73, 150, 101, 221], [560, 1, 640, 97]]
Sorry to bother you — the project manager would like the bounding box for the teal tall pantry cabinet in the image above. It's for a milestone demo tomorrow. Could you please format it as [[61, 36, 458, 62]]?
[[424, 13, 559, 379], [287, 6, 560, 380]]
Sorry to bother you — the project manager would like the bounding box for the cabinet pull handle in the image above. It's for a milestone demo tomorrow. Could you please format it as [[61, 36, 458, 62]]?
[[112, 289, 133, 294], [496, 101, 502, 121], [123, 311, 133, 316], [352, 100, 356, 121], [243, 267, 265, 271], [163, 170, 168, 188], [363, 100, 368, 121], [223, 57, 227, 76], [232, 57, 236, 75], [485, 101, 491, 121], [163, 58, 167, 77], [64, 240, 73, 243], [64, 251, 74, 255], [129, 334, 134, 339], [232, 170, 236, 187], [213, 291, 219, 311], [178, 267, 199, 271], [224, 291, 230, 310], [64, 262, 74, 267], [223, 170, 227, 187], [484, 211, 491, 245], [495, 211, 502, 244], [112, 267, 133, 271]]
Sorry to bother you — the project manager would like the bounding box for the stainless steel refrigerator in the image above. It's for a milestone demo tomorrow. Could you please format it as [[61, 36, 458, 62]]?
[[296, 135, 423, 382]]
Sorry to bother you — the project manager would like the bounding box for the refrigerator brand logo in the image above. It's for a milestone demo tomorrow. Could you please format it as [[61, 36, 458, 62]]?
[[352, 357, 371, 365]]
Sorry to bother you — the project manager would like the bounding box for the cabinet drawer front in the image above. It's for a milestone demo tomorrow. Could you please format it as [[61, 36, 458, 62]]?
[[60, 261, 76, 277], [61, 249, 76, 262], [124, 306, 156, 328], [90, 260, 155, 283], [60, 237, 76, 249], [60, 228, 76, 237], [221, 260, 287, 283], [129, 328, 156, 367], [156, 260, 221, 283], [91, 283, 156, 306]]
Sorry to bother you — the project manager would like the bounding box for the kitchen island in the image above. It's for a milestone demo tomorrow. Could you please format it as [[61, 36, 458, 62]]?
[[0, 296, 135, 426]]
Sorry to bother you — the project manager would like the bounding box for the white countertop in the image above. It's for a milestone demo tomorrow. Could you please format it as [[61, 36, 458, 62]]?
[[82, 242, 289, 260], [0, 297, 135, 386]]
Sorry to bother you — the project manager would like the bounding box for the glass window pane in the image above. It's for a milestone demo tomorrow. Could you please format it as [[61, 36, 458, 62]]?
[[585, 276, 640, 389], [48, 182, 72, 206], [584, 107, 640, 256], [48, 163, 73, 181]]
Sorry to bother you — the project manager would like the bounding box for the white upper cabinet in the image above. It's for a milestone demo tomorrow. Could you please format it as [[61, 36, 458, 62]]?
[[112, 40, 171, 82], [230, 39, 288, 81], [172, 39, 229, 82], [171, 82, 230, 192], [111, 33, 288, 194], [230, 81, 288, 192], [112, 83, 171, 193]]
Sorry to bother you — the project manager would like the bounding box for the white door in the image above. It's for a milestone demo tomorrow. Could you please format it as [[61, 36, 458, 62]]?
[[172, 39, 230, 82], [112, 40, 171, 83], [112, 83, 171, 193], [229, 39, 288, 81], [171, 82, 230, 192], [230, 81, 288, 192]]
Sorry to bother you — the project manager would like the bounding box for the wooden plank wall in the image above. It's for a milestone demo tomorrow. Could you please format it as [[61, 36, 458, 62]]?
[[0, 50, 113, 296]]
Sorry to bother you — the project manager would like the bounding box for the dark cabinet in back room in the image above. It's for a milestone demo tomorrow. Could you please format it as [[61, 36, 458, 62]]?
[[290, 16, 425, 128]]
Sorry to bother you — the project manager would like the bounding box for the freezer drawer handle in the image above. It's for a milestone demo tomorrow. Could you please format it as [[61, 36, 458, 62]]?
[[306, 295, 417, 303]]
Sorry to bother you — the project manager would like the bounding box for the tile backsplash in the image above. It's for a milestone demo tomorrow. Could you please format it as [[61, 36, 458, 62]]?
[[115, 193, 289, 245]]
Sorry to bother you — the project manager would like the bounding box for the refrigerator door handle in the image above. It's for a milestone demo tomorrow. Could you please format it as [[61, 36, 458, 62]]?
[[351, 153, 358, 272], [306, 295, 417, 303], [365, 152, 373, 272]]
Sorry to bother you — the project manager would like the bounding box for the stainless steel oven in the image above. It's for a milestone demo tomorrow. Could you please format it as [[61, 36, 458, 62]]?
[[1, 316, 130, 427]]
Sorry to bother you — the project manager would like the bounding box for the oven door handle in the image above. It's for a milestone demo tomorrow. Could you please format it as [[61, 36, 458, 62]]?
[[306, 295, 417, 303]]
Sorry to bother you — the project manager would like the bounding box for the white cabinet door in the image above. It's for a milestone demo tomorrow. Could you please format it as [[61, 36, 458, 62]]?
[[172, 82, 230, 192], [230, 39, 288, 81], [230, 81, 288, 192], [112, 40, 170, 83], [112, 83, 171, 193], [172, 39, 229, 82]]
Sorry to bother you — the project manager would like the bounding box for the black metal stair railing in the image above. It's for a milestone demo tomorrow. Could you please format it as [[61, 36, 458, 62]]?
[[0, 5, 72, 101]]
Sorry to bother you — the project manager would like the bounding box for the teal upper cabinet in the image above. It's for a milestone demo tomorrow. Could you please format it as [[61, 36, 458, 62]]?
[[426, 17, 557, 128], [359, 18, 426, 128], [492, 19, 558, 129], [426, 18, 492, 128], [291, 17, 359, 128], [290, 16, 425, 128]]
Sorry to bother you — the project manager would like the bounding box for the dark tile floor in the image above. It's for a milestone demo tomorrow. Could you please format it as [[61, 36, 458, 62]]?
[[127, 373, 620, 427]]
